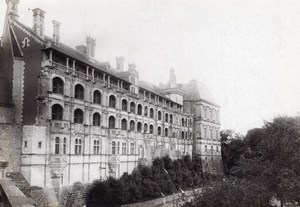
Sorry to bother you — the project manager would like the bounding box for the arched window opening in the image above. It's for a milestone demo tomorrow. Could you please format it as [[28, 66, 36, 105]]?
[[52, 104, 63, 120], [130, 102, 136, 113], [158, 111, 162, 121], [130, 120, 135, 131], [165, 113, 168, 123], [93, 113, 101, 126], [74, 84, 84, 100], [190, 132, 192, 139], [165, 128, 168, 137], [93, 90, 101, 104], [144, 123, 148, 133], [137, 104, 142, 115], [52, 77, 64, 95], [170, 114, 173, 124], [150, 108, 154, 118], [144, 106, 148, 117], [55, 137, 60, 154], [157, 126, 162, 136], [181, 131, 185, 139], [121, 119, 127, 130], [74, 109, 83, 124], [108, 116, 115, 129], [109, 95, 116, 108], [182, 118, 185, 126], [112, 141, 116, 155], [137, 122, 142, 132], [149, 125, 154, 134], [122, 99, 128, 111]]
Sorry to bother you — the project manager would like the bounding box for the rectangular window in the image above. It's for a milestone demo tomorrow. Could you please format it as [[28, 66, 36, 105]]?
[[24, 141, 27, 148], [130, 86, 135, 93], [130, 77, 135, 84], [130, 143, 135, 154], [117, 142, 120, 154], [63, 138, 67, 154], [38, 141, 42, 148], [122, 142, 127, 154], [75, 139, 82, 154], [211, 146, 213, 153], [94, 140, 100, 154]]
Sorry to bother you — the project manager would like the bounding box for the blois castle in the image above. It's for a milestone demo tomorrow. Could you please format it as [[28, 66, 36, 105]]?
[[0, 0, 222, 189]]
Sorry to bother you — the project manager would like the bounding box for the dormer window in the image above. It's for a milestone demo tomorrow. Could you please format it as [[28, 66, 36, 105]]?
[[130, 77, 136, 84]]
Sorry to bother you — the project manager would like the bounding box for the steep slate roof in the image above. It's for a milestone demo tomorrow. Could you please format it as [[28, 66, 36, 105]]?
[[182, 80, 219, 107], [10, 19, 218, 107], [138, 80, 169, 99], [12, 19, 131, 84]]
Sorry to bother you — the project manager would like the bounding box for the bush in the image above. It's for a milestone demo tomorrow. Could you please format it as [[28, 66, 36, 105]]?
[[86, 155, 211, 206]]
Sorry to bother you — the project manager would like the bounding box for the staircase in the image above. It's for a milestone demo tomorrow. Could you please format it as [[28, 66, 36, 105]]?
[[6, 172, 31, 197]]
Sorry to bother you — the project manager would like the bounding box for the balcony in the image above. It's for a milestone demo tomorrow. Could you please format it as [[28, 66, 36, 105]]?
[[109, 155, 120, 163], [91, 126, 101, 135], [108, 129, 127, 138], [50, 120, 70, 133], [49, 154, 68, 166]]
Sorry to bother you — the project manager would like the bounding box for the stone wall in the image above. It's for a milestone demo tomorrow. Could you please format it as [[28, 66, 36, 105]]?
[[0, 123, 22, 172]]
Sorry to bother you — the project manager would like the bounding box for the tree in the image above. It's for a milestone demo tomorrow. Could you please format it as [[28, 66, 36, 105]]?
[[221, 130, 247, 175], [232, 116, 300, 205], [183, 178, 271, 207]]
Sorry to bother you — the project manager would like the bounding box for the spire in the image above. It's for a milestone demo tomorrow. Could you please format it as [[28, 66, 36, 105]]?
[[5, 0, 20, 21]]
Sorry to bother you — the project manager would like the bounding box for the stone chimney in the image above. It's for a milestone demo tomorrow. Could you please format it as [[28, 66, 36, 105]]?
[[52, 20, 61, 45], [128, 63, 139, 78], [5, 0, 19, 21], [128, 63, 136, 71], [116, 56, 124, 71], [86, 36, 96, 59], [169, 68, 177, 88], [32, 8, 46, 39]]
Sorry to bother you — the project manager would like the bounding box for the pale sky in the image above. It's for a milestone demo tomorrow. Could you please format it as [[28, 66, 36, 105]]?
[[1, 0, 300, 134]]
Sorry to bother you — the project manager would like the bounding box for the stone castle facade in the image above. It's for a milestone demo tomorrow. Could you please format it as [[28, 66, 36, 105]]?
[[0, 0, 222, 189]]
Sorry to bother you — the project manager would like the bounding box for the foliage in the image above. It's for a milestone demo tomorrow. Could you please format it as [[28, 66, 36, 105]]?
[[232, 116, 300, 205], [188, 116, 300, 206], [221, 130, 246, 174], [183, 178, 272, 207], [86, 155, 208, 206]]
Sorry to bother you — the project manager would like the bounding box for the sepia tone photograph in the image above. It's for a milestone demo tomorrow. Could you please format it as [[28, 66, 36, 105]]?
[[0, 0, 299, 206]]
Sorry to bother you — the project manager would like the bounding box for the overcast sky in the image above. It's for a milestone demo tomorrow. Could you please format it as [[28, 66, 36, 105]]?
[[1, 0, 300, 134]]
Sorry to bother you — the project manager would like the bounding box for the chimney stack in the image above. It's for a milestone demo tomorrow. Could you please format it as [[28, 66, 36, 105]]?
[[128, 63, 136, 71], [169, 68, 177, 88], [86, 36, 96, 59], [5, 0, 19, 21], [52, 20, 61, 45], [116, 56, 124, 71], [32, 8, 46, 39]]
